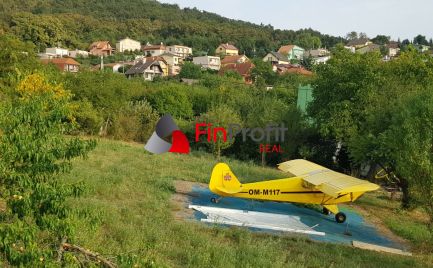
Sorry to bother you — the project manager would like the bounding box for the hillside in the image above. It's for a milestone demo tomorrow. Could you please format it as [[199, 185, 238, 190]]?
[[0, 0, 344, 56], [48, 138, 431, 267]]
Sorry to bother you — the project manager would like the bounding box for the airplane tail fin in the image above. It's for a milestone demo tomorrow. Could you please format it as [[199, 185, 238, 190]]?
[[209, 163, 242, 194]]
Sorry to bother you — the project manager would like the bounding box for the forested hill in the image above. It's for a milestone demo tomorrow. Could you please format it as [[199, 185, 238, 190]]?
[[0, 0, 344, 56]]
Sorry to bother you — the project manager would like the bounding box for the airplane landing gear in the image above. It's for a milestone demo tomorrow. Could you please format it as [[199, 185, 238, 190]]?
[[335, 212, 346, 223], [210, 197, 220, 204], [322, 207, 330, 215]]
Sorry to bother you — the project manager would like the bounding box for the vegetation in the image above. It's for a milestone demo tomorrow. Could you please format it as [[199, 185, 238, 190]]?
[[0, 0, 344, 57], [55, 139, 430, 267]]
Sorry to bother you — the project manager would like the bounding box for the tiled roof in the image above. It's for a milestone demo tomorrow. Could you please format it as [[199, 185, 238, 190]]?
[[41, 58, 80, 65], [219, 43, 238, 50], [142, 44, 166, 50], [125, 58, 162, 75], [278, 45, 295, 55], [346, 38, 370, 46], [89, 41, 111, 49], [276, 64, 312, 76], [269, 51, 288, 61], [219, 62, 255, 76], [221, 55, 248, 64]]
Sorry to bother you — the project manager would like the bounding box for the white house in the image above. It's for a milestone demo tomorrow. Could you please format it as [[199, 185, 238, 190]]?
[[45, 47, 69, 57], [142, 43, 166, 56], [68, 49, 89, 58], [193, 56, 221, 71], [304, 48, 331, 64], [166, 45, 192, 59], [116, 38, 141, 52]]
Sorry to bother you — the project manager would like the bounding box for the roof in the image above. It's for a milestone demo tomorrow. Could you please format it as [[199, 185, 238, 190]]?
[[142, 44, 166, 50], [278, 45, 296, 55], [125, 58, 162, 75], [346, 38, 370, 46], [89, 41, 111, 49], [275, 64, 312, 76], [219, 62, 255, 76], [268, 51, 288, 61], [160, 52, 180, 57], [387, 42, 399, 49], [41, 58, 80, 65], [221, 55, 248, 65], [218, 43, 238, 50]]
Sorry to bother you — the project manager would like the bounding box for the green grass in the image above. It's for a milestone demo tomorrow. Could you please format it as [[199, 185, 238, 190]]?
[[59, 139, 431, 267], [357, 191, 433, 254]]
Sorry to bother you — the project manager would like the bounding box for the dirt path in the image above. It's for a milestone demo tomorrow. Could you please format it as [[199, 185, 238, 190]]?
[[170, 180, 207, 220]]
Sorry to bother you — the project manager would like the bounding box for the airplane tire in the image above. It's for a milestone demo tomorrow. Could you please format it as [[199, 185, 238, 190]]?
[[210, 197, 218, 203], [335, 212, 346, 223], [322, 207, 330, 215]]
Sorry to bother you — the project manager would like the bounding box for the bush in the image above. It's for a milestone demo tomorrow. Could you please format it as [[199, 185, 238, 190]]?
[[111, 100, 159, 142]]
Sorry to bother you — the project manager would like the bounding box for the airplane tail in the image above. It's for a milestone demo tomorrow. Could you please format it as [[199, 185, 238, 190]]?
[[209, 163, 242, 194]]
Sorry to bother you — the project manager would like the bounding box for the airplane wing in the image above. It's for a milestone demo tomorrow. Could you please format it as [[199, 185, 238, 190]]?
[[278, 159, 379, 198]]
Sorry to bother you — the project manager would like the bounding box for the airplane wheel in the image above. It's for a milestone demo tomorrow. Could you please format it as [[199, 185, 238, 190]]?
[[210, 197, 218, 203], [322, 207, 330, 215], [335, 212, 346, 223]]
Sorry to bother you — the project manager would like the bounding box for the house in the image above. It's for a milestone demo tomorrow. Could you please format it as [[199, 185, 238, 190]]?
[[416, 44, 431, 53], [142, 43, 166, 57], [221, 55, 249, 66], [116, 38, 141, 52], [215, 43, 239, 56], [89, 41, 113, 56], [386, 42, 400, 58], [219, 62, 255, 84], [45, 47, 69, 57], [41, 58, 80, 73], [274, 64, 312, 76], [193, 56, 221, 71], [160, 52, 182, 76], [278, 45, 305, 60], [166, 45, 192, 59], [125, 57, 166, 81], [92, 62, 135, 73], [356, 44, 381, 54], [346, 38, 372, 49], [69, 49, 89, 58], [263, 52, 290, 65], [304, 48, 331, 64]]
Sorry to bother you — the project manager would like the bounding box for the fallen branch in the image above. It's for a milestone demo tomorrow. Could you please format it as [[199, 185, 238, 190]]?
[[56, 236, 68, 262], [61, 242, 117, 268]]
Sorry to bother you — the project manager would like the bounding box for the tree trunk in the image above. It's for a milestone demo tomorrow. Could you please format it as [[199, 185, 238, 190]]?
[[261, 151, 266, 167], [399, 177, 411, 209]]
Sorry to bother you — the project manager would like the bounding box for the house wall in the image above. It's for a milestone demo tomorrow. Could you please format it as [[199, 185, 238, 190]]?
[[215, 46, 238, 56], [193, 56, 221, 70], [46, 47, 69, 57], [116, 39, 141, 52], [166, 45, 192, 58]]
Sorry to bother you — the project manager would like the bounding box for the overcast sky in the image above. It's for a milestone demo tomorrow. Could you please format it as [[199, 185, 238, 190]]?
[[159, 0, 433, 41]]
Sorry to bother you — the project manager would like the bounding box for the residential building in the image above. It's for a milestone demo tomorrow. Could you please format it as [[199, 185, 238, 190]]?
[[166, 45, 192, 59], [263, 52, 290, 65], [45, 47, 69, 57], [356, 44, 380, 54], [69, 49, 89, 58], [116, 38, 141, 52], [416, 44, 431, 53], [41, 58, 80, 73], [160, 52, 182, 76], [215, 43, 239, 56], [278, 45, 305, 60], [304, 48, 331, 64], [193, 56, 221, 71], [386, 42, 400, 58], [125, 57, 167, 81], [89, 41, 113, 56], [221, 55, 249, 66], [219, 62, 255, 84], [142, 43, 166, 57], [346, 38, 372, 49]]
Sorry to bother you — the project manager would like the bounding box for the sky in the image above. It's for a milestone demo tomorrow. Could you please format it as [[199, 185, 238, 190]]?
[[159, 0, 433, 41]]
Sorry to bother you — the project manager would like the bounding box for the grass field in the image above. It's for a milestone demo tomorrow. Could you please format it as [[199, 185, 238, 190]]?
[[58, 139, 432, 267]]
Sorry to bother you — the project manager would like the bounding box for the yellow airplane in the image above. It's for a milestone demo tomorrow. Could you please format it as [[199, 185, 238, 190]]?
[[209, 159, 380, 223]]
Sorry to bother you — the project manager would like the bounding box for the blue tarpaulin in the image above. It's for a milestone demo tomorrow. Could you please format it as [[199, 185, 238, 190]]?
[[189, 185, 405, 250]]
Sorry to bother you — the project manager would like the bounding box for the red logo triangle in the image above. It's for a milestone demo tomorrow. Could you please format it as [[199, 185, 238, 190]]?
[[169, 130, 190, 154]]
